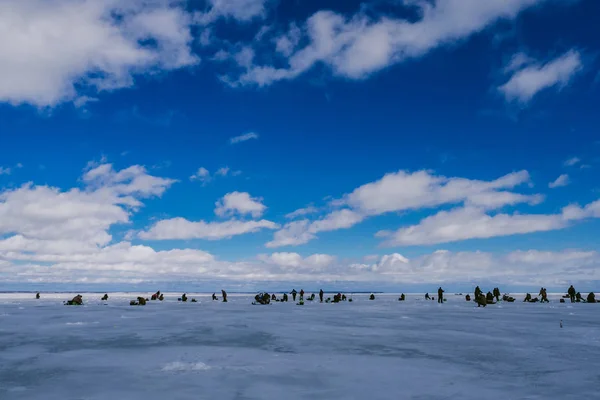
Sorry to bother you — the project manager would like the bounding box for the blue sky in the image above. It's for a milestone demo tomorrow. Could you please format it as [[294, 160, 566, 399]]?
[[0, 0, 599, 292]]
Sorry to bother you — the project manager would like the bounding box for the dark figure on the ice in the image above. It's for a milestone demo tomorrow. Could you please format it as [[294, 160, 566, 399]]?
[[399, 293, 406, 301], [212, 293, 218, 301], [191, 298, 197, 303], [101, 294, 108, 301], [576, 292, 583, 302], [476, 294, 487, 307], [369, 293, 375, 300], [333, 293, 342, 303], [474, 286, 482, 300], [319, 289, 324, 303], [282, 293, 288, 302], [180, 293, 188, 302], [425, 293, 430, 300], [539, 288, 549, 303], [568, 285, 576, 303], [486, 291, 494, 303], [465, 294, 471, 301], [65, 294, 83, 306], [221, 290, 227, 302], [502, 294, 515, 302], [437, 287, 444, 303], [159, 293, 164, 301], [130, 296, 146, 306], [271, 293, 277, 301], [587, 292, 596, 303], [291, 289, 297, 301], [151, 293, 157, 301], [524, 293, 532, 302], [36, 292, 40, 299], [299, 289, 305, 301], [493, 288, 501, 302]]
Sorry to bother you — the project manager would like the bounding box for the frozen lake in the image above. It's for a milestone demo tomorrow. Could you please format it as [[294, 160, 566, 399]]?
[[1, 292, 599, 399]]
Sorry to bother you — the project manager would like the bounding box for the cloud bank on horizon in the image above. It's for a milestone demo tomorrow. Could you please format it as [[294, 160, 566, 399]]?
[[0, 0, 599, 289]]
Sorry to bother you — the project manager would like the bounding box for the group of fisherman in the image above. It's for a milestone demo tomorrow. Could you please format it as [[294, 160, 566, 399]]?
[[44, 285, 598, 306]]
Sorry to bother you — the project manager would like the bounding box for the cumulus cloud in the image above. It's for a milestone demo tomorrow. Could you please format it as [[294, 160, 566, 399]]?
[[227, 0, 551, 86], [285, 206, 319, 219], [499, 50, 582, 104], [194, 0, 269, 25], [229, 132, 259, 144], [190, 167, 211, 183], [139, 217, 278, 240], [257, 252, 336, 270], [214, 192, 267, 218], [268, 169, 540, 247], [379, 199, 600, 246], [548, 174, 570, 188], [0, 0, 198, 107], [0, 167, 11, 175]]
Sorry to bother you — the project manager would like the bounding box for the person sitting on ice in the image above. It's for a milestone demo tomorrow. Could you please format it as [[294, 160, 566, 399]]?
[[151, 293, 157, 301], [524, 293, 532, 302], [342, 294, 347, 301], [308, 293, 315, 301], [333, 293, 342, 303], [212, 293, 218, 301], [369, 293, 376, 300], [587, 292, 596, 303], [36, 292, 40, 299], [476, 294, 487, 307], [399, 294, 406, 301], [502, 294, 515, 302], [465, 294, 471, 301], [474, 286, 482, 300], [65, 294, 83, 306], [576, 292, 583, 302], [282, 293, 288, 302], [180, 293, 188, 302], [425, 293, 430, 300], [158, 293, 164, 301], [221, 290, 228, 302], [101, 294, 109, 301], [271, 293, 277, 301], [486, 291, 494, 303]]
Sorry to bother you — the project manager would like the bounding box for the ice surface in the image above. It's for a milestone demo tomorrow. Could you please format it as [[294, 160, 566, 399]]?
[[1, 293, 599, 399]]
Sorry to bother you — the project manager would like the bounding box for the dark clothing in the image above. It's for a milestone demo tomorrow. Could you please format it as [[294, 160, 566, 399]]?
[[291, 290, 297, 301], [319, 290, 324, 302], [437, 288, 444, 304], [221, 290, 227, 302], [568, 286, 576, 303], [587, 293, 596, 303], [212, 293, 218, 301]]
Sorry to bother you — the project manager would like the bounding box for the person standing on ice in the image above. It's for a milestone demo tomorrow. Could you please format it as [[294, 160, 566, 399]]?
[[221, 290, 228, 302], [437, 287, 444, 303], [319, 289, 324, 303], [474, 286, 482, 300], [299, 289, 305, 301], [291, 289, 297, 301], [36, 292, 40, 299], [568, 285, 576, 303]]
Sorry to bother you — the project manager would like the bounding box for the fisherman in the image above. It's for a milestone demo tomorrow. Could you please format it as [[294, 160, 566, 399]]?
[[465, 294, 471, 301], [158, 294, 164, 301], [101, 294, 109, 301], [181, 293, 188, 302], [65, 294, 83, 306], [138, 297, 146, 305], [502, 294, 515, 302], [221, 290, 228, 302], [151, 293, 158, 301], [342, 294, 347, 301], [540, 288, 549, 303], [369, 293, 375, 300], [437, 287, 444, 304], [399, 293, 406, 301], [299, 289, 305, 301], [425, 293, 430, 300], [568, 285, 576, 303], [308, 293, 315, 301], [587, 292, 596, 303], [486, 291, 494, 303], [493, 288, 501, 302], [212, 293, 218, 301], [291, 289, 297, 301], [524, 293, 532, 302], [36, 292, 40, 299], [576, 292, 583, 302], [282, 293, 288, 302], [333, 293, 342, 303], [476, 294, 487, 307], [271, 293, 277, 301], [474, 286, 482, 299], [319, 289, 324, 303]]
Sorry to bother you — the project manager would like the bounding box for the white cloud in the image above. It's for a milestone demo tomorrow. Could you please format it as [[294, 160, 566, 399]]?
[[379, 199, 600, 246], [194, 0, 268, 25], [0, 167, 11, 175], [0, 0, 198, 107], [139, 217, 279, 240], [229, 0, 550, 86], [190, 167, 211, 183], [285, 206, 319, 219], [215, 167, 230, 177], [214, 192, 267, 218], [564, 157, 581, 167], [499, 50, 582, 104], [268, 169, 540, 247], [230, 132, 259, 144], [548, 174, 570, 188], [257, 252, 336, 270]]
